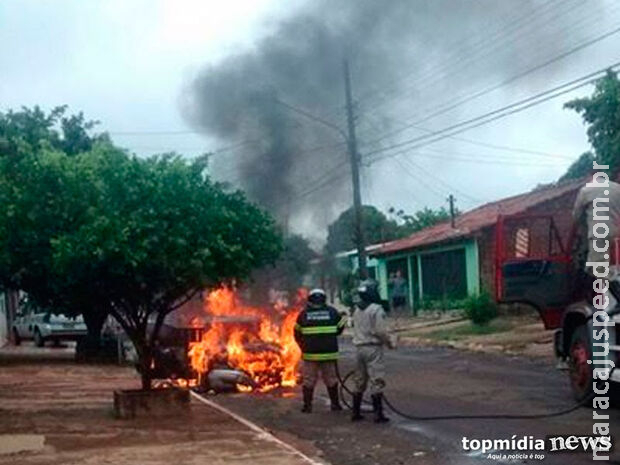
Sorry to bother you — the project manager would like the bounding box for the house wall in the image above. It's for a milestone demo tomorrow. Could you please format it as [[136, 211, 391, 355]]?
[[375, 188, 579, 308], [375, 239, 480, 310], [349, 255, 379, 280]]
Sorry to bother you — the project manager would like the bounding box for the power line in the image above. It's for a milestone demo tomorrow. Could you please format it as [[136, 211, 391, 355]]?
[[272, 97, 347, 139], [398, 157, 483, 204], [360, 112, 571, 160], [420, 146, 567, 165], [446, 135, 571, 159], [372, 2, 614, 115], [122, 139, 260, 154], [357, 0, 581, 111], [364, 22, 620, 147], [331, 0, 575, 120], [239, 60, 595, 213], [365, 61, 620, 163], [257, 59, 614, 210], [109, 129, 201, 135], [409, 151, 564, 168], [281, 161, 350, 206], [394, 157, 446, 201], [210, 138, 347, 184]]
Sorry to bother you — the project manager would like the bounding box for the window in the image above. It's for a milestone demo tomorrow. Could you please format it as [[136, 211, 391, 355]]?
[[514, 228, 530, 258], [421, 248, 467, 299]]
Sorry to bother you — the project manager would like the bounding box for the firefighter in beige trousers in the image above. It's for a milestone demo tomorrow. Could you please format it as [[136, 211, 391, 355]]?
[[351, 280, 394, 423]]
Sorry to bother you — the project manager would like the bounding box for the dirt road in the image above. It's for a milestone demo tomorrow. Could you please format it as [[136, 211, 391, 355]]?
[[212, 343, 620, 464]]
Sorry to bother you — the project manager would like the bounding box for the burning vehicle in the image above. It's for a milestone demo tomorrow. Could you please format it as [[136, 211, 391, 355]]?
[[147, 287, 303, 393]]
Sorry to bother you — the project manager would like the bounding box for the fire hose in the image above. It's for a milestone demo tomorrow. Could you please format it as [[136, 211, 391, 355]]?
[[334, 304, 620, 420], [335, 362, 615, 421]]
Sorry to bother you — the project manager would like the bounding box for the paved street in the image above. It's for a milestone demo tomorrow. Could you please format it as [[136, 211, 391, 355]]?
[[1, 341, 619, 464], [212, 342, 620, 464]]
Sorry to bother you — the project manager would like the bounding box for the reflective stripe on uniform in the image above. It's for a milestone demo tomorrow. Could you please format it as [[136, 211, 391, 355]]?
[[337, 316, 346, 328], [303, 352, 339, 361], [298, 325, 339, 335]]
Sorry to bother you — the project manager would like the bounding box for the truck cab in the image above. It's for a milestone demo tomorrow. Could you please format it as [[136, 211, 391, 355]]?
[[496, 214, 619, 401]]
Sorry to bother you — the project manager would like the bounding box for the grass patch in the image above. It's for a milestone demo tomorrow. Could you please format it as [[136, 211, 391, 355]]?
[[423, 318, 513, 342]]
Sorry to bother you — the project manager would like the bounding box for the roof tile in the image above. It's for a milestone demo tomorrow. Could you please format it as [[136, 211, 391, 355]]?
[[373, 178, 583, 256]]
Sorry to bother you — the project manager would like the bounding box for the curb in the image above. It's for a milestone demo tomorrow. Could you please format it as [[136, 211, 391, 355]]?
[[190, 390, 327, 465]]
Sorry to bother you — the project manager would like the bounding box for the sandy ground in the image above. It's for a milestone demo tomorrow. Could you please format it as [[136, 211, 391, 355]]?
[[392, 314, 554, 360], [0, 356, 322, 465]]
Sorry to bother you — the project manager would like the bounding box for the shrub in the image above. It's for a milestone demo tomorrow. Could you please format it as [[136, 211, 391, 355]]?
[[463, 292, 498, 326]]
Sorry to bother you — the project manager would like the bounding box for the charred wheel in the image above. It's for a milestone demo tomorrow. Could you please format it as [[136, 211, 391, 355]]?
[[568, 325, 593, 402]]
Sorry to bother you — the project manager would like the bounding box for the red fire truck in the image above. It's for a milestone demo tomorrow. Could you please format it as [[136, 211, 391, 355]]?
[[496, 214, 619, 402]]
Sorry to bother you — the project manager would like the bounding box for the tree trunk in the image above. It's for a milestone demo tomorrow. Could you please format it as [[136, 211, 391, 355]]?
[[139, 344, 153, 390], [108, 308, 155, 390], [141, 370, 152, 390], [76, 310, 108, 362], [6, 290, 19, 342]]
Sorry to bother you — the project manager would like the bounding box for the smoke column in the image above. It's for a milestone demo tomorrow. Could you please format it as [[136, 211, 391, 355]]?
[[183, 0, 603, 233]]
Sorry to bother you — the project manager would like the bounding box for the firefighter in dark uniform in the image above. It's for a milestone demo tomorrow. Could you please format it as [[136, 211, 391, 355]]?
[[294, 288, 346, 413]]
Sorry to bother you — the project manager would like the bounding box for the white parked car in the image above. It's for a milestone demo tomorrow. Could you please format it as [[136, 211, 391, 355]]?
[[12, 308, 87, 347]]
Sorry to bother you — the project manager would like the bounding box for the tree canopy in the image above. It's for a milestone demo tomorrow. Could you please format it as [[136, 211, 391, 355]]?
[[564, 70, 620, 176], [325, 205, 400, 255], [0, 107, 282, 387], [389, 206, 454, 236], [558, 151, 595, 182], [0, 105, 109, 158], [325, 204, 456, 256]]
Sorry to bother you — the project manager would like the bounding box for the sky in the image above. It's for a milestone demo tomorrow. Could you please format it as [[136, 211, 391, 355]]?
[[1, 0, 619, 245]]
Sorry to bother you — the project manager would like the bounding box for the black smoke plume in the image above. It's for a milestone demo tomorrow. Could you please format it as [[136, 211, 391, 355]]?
[[183, 0, 601, 232]]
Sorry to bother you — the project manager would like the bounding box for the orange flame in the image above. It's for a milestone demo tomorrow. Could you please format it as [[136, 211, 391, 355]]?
[[188, 287, 302, 392]]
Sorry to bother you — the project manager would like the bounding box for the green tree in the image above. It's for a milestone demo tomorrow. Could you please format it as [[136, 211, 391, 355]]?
[[390, 206, 454, 236], [0, 106, 113, 356], [558, 151, 595, 182], [0, 144, 282, 388], [564, 70, 620, 174], [326, 205, 400, 255], [0, 105, 108, 158]]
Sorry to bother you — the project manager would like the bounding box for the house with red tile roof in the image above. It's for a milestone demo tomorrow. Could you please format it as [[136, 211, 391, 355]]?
[[370, 178, 585, 312]]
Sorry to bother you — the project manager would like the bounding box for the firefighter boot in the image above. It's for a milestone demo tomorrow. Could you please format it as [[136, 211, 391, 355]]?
[[327, 385, 343, 411], [301, 387, 313, 413], [371, 393, 389, 423], [351, 392, 364, 421]]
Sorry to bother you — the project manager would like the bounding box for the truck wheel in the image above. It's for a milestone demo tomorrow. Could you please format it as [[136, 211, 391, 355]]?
[[34, 328, 45, 348], [12, 328, 21, 346], [568, 325, 593, 402]]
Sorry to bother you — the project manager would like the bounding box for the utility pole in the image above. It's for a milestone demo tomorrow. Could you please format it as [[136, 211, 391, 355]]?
[[343, 58, 367, 280], [448, 194, 456, 228]]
